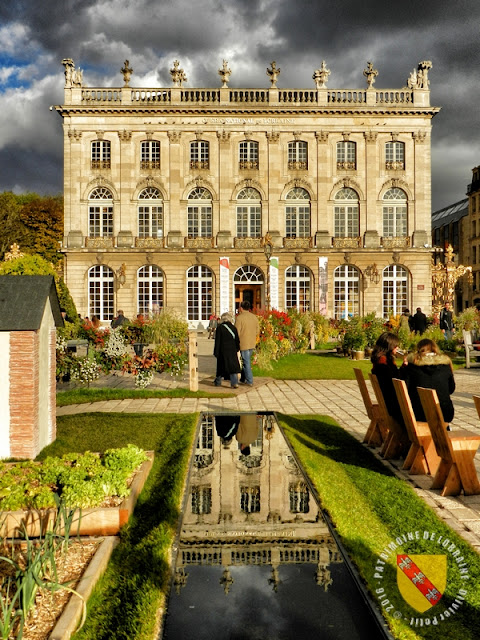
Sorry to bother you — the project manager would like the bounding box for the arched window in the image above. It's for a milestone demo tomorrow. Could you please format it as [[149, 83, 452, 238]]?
[[334, 265, 360, 319], [88, 265, 114, 321], [288, 140, 307, 170], [91, 140, 111, 169], [239, 141, 259, 169], [187, 265, 213, 321], [187, 188, 212, 238], [385, 141, 405, 170], [285, 187, 310, 238], [138, 187, 163, 238], [137, 265, 164, 315], [190, 140, 209, 170], [140, 140, 160, 170], [336, 141, 356, 170], [285, 265, 311, 311], [382, 188, 407, 237], [236, 187, 261, 238], [334, 188, 359, 237], [383, 265, 408, 317], [88, 187, 113, 237]]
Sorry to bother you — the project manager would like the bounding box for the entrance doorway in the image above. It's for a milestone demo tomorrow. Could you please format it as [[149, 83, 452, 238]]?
[[233, 265, 264, 314]]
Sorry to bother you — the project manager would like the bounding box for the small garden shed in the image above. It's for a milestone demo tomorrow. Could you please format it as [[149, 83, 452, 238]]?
[[0, 276, 63, 459]]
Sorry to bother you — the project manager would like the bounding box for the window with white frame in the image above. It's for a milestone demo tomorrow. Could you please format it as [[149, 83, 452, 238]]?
[[334, 265, 360, 319], [140, 140, 160, 170], [236, 187, 261, 237], [187, 265, 213, 321], [88, 265, 114, 321], [187, 187, 212, 238], [285, 187, 310, 238], [288, 140, 307, 170], [137, 265, 164, 315], [285, 265, 311, 312], [88, 187, 113, 237], [138, 187, 163, 238], [239, 141, 259, 169], [385, 141, 405, 170], [382, 265, 408, 317], [190, 140, 209, 169], [383, 188, 407, 237], [91, 140, 111, 170], [334, 188, 359, 237], [336, 141, 356, 170]]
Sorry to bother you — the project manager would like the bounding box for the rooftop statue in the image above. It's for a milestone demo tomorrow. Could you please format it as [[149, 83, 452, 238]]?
[[266, 61, 281, 87], [313, 61, 330, 88], [363, 61, 378, 88], [170, 60, 187, 87], [218, 60, 232, 88], [62, 58, 82, 88], [407, 61, 432, 89], [121, 60, 133, 87]]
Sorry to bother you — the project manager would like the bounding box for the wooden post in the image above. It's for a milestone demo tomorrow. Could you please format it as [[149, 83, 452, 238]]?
[[309, 322, 315, 350], [189, 331, 198, 391]]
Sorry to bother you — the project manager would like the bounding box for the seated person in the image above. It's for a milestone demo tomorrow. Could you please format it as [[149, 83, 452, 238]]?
[[402, 338, 455, 424], [371, 332, 407, 425]]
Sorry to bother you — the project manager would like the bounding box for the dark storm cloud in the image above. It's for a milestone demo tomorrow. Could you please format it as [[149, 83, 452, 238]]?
[[0, 0, 478, 209]]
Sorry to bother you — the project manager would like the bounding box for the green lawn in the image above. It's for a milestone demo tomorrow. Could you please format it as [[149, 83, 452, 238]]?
[[38, 412, 198, 640], [56, 387, 233, 406], [279, 414, 480, 640]]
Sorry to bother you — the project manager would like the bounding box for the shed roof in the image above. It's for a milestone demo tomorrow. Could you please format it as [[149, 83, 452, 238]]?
[[0, 276, 64, 331]]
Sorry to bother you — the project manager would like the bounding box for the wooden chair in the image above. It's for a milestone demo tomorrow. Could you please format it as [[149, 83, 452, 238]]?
[[392, 379, 440, 475], [473, 395, 480, 420], [353, 368, 386, 447], [462, 330, 480, 369], [418, 387, 480, 496], [369, 374, 410, 459]]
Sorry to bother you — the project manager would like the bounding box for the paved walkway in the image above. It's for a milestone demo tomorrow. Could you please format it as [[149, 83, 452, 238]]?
[[57, 336, 480, 552]]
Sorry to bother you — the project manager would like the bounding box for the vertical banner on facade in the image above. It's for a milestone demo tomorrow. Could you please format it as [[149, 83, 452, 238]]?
[[219, 257, 230, 315], [318, 257, 328, 316], [270, 257, 279, 310]]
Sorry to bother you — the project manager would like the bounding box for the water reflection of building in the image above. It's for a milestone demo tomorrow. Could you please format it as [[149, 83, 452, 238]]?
[[175, 413, 342, 594]]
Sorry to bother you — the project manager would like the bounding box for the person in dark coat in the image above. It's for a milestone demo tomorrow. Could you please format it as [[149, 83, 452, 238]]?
[[402, 338, 455, 424], [111, 309, 129, 328], [371, 331, 407, 426], [412, 307, 428, 334], [439, 302, 454, 340], [214, 312, 241, 388]]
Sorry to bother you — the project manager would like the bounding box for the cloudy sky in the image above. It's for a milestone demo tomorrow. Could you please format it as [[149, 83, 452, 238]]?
[[0, 0, 478, 211]]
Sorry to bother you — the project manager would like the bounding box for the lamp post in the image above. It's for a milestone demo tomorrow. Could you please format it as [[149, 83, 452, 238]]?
[[263, 235, 273, 311]]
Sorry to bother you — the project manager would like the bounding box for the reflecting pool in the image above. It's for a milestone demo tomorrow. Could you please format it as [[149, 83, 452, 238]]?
[[162, 413, 387, 640]]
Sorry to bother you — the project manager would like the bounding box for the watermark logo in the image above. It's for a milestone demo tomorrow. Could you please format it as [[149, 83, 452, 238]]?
[[373, 530, 470, 627]]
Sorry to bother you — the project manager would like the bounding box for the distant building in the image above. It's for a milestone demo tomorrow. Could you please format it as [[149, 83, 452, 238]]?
[[53, 59, 439, 325]]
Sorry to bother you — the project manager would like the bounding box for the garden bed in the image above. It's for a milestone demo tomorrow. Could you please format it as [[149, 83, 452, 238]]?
[[1, 453, 154, 538]]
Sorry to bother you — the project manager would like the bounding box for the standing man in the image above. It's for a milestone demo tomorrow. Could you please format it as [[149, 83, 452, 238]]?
[[235, 300, 260, 387], [439, 301, 454, 340], [412, 307, 427, 335]]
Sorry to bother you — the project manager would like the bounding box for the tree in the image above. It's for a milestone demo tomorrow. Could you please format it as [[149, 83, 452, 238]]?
[[0, 192, 26, 259], [20, 195, 64, 265]]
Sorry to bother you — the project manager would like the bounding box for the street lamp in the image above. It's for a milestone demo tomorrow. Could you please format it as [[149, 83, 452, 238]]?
[[263, 235, 273, 311]]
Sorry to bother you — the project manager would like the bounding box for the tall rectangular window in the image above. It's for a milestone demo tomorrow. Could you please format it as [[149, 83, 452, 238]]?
[[91, 140, 111, 169], [138, 206, 163, 237], [336, 141, 356, 170], [140, 140, 160, 169], [190, 141, 209, 169], [334, 206, 359, 237], [385, 142, 405, 170], [188, 206, 212, 238], [236, 206, 261, 237], [89, 205, 113, 237], [239, 141, 259, 169], [288, 141, 307, 170]]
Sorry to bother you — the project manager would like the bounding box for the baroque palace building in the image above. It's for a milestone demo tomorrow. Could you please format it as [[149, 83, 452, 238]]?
[[53, 58, 439, 326]]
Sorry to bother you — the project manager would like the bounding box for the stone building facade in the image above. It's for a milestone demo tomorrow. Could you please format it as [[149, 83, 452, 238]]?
[[53, 59, 439, 326]]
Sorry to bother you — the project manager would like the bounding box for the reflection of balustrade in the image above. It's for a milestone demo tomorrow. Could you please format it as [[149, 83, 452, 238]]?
[[283, 237, 312, 249], [332, 237, 361, 249], [185, 237, 214, 249], [85, 237, 114, 248], [135, 237, 165, 248], [381, 236, 410, 249], [234, 237, 262, 249]]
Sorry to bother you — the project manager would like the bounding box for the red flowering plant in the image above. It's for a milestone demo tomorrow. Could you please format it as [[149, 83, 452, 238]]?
[[78, 320, 109, 347], [120, 315, 148, 345]]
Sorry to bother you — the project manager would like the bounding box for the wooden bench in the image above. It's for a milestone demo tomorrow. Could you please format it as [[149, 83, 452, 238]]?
[[369, 374, 410, 459], [353, 368, 386, 447], [418, 387, 480, 496], [392, 379, 440, 475], [462, 330, 480, 369]]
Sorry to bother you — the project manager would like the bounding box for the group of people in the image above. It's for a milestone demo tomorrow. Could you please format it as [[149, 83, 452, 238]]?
[[213, 301, 260, 389], [399, 302, 454, 338], [371, 332, 455, 441]]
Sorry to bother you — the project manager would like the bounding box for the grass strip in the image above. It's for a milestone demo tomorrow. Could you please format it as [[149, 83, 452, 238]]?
[[279, 413, 480, 640], [38, 411, 198, 640], [57, 387, 233, 407]]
